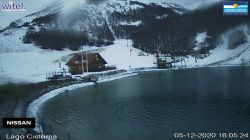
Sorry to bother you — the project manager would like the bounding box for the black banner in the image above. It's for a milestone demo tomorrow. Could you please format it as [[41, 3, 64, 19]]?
[[2, 118, 35, 128]]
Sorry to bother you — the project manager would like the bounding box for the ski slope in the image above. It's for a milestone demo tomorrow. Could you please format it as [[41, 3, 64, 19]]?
[[181, 26, 250, 67], [1, 38, 250, 84], [0, 39, 155, 84], [182, 42, 250, 67], [0, 24, 250, 84], [0, 50, 72, 84]]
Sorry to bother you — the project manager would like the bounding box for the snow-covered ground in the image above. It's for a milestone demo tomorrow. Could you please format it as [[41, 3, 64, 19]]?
[[182, 42, 250, 67], [0, 50, 72, 84], [1, 24, 250, 84], [100, 40, 155, 70], [1, 35, 250, 85], [119, 21, 142, 26], [224, 46, 250, 65], [1, 34, 250, 85], [26, 72, 137, 133], [0, 39, 155, 84], [0, 27, 74, 84], [181, 26, 250, 67]]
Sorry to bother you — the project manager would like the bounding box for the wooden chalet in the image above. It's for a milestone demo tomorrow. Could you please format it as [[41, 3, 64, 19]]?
[[157, 57, 173, 69], [66, 53, 107, 75]]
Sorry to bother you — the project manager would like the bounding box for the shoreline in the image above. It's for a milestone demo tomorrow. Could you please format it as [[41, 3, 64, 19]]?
[[26, 72, 138, 133], [2, 65, 247, 135]]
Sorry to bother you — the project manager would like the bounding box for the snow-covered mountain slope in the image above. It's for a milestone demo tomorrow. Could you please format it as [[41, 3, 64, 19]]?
[[0, 50, 72, 84], [0, 0, 58, 27], [0, 0, 249, 85], [0, 0, 185, 84], [0, 39, 155, 84], [0, 0, 222, 28], [1, 34, 250, 84], [0, 0, 187, 52], [132, 2, 250, 54], [0, 28, 38, 52], [137, 0, 222, 9], [184, 41, 250, 67], [100, 40, 155, 69], [182, 25, 250, 67]]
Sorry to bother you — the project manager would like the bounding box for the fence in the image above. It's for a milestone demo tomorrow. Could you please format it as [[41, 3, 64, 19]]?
[[46, 71, 71, 80]]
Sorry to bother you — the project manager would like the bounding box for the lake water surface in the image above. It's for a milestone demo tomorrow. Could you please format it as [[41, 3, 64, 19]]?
[[41, 67, 250, 140]]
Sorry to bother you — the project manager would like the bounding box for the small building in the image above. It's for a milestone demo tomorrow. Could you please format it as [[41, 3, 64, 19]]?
[[66, 53, 107, 75], [157, 57, 173, 69]]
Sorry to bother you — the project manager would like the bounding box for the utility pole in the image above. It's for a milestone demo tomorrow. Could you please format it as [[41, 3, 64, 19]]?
[[86, 50, 88, 73], [128, 40, 131, 69], [81, 46, 84, 74], [0, 56, 3, 73], [59, 58, 61, 69]]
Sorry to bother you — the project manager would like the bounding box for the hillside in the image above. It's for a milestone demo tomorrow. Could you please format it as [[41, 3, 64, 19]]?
[[0, 0, 250, 84], [132, 2, 250, 55], [0, 0, 186, 51]]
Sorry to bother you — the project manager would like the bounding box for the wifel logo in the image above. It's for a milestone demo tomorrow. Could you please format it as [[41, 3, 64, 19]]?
[[1, 0, 26, 12]]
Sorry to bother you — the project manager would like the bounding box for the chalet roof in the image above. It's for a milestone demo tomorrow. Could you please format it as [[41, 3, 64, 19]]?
[[66, 53, 107, 66]]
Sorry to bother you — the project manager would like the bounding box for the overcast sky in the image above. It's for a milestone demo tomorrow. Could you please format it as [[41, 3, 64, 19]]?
[[0, 0, 222, 28]]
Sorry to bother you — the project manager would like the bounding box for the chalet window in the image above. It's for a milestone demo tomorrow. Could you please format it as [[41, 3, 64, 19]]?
[[75, 61, 79, 64], [96, 55, 99, 60]]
